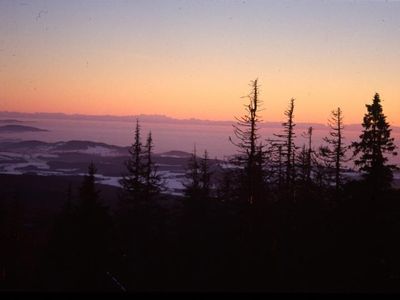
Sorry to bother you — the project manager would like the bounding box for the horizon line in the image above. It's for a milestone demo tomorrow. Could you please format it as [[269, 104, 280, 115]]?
[[1, 110, 399, 129], [0, 110, 384, 128]]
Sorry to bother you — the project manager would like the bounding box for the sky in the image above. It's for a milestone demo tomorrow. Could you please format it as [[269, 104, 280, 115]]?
[[0, 0, 399, 125]]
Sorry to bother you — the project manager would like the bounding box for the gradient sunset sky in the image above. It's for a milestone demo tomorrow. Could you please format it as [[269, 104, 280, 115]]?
[[0, 0, 399, 125]]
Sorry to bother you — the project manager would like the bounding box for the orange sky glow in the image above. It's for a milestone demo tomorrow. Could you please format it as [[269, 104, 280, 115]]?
[[1, 1, 399, 126]]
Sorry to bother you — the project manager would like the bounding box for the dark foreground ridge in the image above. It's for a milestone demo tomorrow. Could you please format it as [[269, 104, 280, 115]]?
[[1, 171, 400, 293]]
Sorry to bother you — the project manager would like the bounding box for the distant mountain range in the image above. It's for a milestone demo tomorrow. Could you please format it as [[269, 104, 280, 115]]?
[[0, 125, 48, 133], [0, 119, 24, 124], [1, 111, 394, 131], [0, 139, 193, 158]]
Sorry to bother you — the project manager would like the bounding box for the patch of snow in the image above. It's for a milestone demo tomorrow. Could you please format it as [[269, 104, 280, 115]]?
[[81, 146, 121, 156], [158, 170, 185, 195], [0, 151, 25, 158], [342, 172, 362, 178], [158, 170, 184, 176], [220, 162, 241, 169], [0, 155, 14, 161], [156, 163, 177, 167], [95, 175, 123, 188], [164, 177, 185, 191], [56, 168, 79, 172], [36, 154, 59, 158], [160, 154, 183, 158], [2, 161, 50, 174], [56, 146, 122, 157], [168, 191, 184, 196], [36, 171, 64, 176], [94, 171, 186, 196]]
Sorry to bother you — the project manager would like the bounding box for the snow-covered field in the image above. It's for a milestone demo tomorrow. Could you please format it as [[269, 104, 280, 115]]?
[[54, 146, 123, 157], [95, 170, 186, 196], [0, 162, 187, 196], [0, 138, 398, 196], [0, 152, 52, 174], [0, 146, 187, 196], [1, 115, 398, 163]]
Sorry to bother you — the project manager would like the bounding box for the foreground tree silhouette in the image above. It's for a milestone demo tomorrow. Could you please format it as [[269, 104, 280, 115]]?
[[120, 120, 163, 206], [117, 120, 164, 291], [229, 79, 266, 204], [41, 183, 76, 290], [346, 94, 399, 290], [43, 164, 114, 291], [352, 93, 397, 193], [297, 127, 314, 186], [143, 131, 164, 201], [1, 191, 25, 289], [120, 119, 145, 206], [183, 146, 201, 202], [74, 163, 113, 290], [180, 146, 220, 289], [320, 107, 348, 193], [183, 147, 212, 202], [199, 150, 212, 200], [274, 98, 297, 188]]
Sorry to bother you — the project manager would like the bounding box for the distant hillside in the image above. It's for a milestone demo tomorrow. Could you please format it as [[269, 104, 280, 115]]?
[[160, 150, 192, 158], [0, 125, 48, 133], [53, 140, 125, 151], [0, 119, 24, 124], [0, 139, 127, 156], [0, 140, 49, 149], [0, 139, 195, 158], [3, 111, 395, 130]]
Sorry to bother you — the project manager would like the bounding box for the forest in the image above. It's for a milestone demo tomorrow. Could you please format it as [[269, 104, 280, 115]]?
[[0, 79, 399, 293]]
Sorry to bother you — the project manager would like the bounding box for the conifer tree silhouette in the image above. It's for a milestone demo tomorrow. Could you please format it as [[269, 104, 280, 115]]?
[[229, 79, 266, 204], [143, 131, 164, 201], [320, 107, 348, 193], [352, 93, 398, 192], [274, 98, 297, 189], [297, 127, 314, 185], [120, 119, 146, 206], [74, 163, 112, 291], [117, 121, 164, 291], [120, 120, 163, 206], [199, 150, 212, 200], [183, 145, 202, 202]]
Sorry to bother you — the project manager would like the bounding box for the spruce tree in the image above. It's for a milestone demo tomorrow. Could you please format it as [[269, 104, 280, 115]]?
[[120, 119, 146, 206], [43, 183, 77, 290], [265, 141, 284, 189], [118, 122, 164, 290], [320, 107, 347, 192], [229, 79, 266, 204], [183, 147, 214, 217], [120, 121, 163, 205], [199, 150, 212, 200], [274, 98, 297, 187], [78, 162, 100, 213], [143, 131, 163, 202], [352, 93, 397, 191], [2, 190, 24, 288], [183, 146, 202, 202], [74, 163, 113, 290], [297, 127, 314, 185]]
